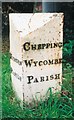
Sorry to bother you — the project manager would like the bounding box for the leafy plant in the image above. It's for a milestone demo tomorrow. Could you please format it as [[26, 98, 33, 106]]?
[[2, 52, 74, 118], [63, 40, 74, 64]]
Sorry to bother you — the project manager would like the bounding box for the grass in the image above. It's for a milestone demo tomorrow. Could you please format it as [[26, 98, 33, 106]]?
[[2, 51, 74, 119]]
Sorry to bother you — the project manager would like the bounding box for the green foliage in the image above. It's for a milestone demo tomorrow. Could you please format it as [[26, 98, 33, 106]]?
[[2, 52, 74, 118], [63, 40, 73, 56], [63, 39, 74, 64]]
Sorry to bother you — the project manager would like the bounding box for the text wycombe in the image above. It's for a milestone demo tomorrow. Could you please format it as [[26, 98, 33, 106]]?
[[24, 58, 62, 67], [23, 42, 63, 51]]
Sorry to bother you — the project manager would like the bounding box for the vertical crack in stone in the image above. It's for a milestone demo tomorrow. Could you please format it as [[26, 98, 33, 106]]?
[[22, 43, 24, 104], [28, 14, 34, 29]]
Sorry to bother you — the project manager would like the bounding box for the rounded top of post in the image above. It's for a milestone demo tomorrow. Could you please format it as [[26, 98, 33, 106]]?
[[9, 13, 63, 37]]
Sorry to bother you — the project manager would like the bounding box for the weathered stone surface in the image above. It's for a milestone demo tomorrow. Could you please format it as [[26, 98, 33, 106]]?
[[9, 13, 64, 103]]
